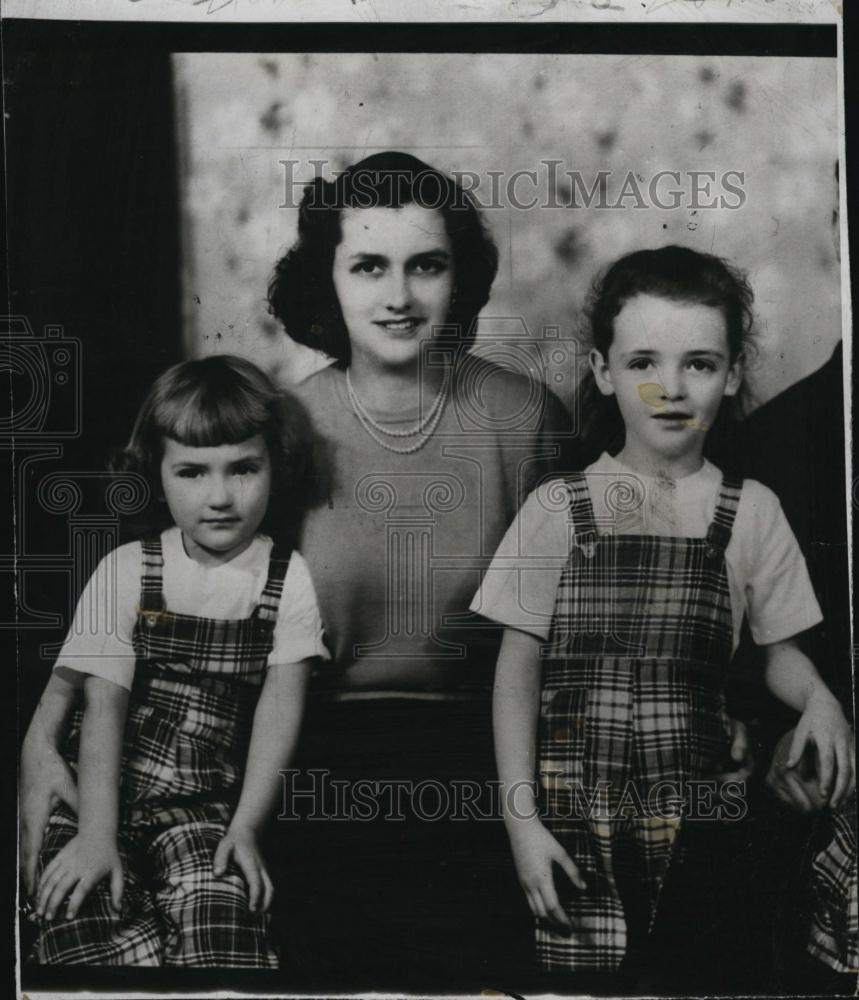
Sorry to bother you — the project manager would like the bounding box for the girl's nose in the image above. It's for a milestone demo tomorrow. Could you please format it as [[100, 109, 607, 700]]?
[[207, 476, 233, 508], [659, 370, 687, 401], [385, 269, 412, 312]]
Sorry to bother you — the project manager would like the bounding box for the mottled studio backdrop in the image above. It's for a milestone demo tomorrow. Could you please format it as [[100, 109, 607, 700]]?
[[174, 53, 840, 409]]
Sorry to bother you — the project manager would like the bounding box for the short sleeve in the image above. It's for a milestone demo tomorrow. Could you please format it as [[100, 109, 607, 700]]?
[[741, 482, 824, 645], [52, 543, 141, 690], [470, 481, 570, 640], [269, 551, 329, 666]]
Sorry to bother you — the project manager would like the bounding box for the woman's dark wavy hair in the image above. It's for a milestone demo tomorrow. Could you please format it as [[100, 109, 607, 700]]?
[[267, 151, 499, 362], [113, 354, 310, 540], [578, 245, 757, 470]]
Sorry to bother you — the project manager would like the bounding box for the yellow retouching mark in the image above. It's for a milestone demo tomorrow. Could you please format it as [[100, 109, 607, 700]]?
[[638, 382, 665, 408], [135, 606, 167, 626], [683, 417, 709, 431], [637, 383, 708, 430]]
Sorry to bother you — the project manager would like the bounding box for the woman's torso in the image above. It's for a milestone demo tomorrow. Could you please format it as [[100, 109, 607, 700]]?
[[291, 360, 571, 694]]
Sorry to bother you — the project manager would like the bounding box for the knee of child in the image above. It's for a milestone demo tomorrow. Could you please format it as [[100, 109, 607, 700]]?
[[165, 869, 256, 924]]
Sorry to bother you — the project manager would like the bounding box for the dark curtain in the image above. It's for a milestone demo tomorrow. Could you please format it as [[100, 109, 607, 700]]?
[[5, 24, 181, 732]]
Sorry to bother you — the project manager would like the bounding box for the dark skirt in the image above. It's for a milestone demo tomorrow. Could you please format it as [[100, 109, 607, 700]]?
[[266, 694, 535, 992]]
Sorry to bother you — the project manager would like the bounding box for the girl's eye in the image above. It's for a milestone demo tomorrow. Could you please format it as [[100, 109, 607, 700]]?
[[232, 465, 258, 476], [352, 260, 383, 276], [688, 359, 716, 372], [176, 469, 203, 479], [628, 358, 653, 371], [411, 257, 446, 275]]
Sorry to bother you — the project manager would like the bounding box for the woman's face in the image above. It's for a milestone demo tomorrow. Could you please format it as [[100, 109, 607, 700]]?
[[332, 203, 454, 371]]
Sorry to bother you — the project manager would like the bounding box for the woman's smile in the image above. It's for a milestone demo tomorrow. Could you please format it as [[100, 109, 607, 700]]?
[[373, 316, 425, 336]]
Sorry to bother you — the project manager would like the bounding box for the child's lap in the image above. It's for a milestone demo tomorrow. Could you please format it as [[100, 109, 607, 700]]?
[[34, 812, 163, 966], [536, 817, 745, 989], [34, 801, 257, 951]]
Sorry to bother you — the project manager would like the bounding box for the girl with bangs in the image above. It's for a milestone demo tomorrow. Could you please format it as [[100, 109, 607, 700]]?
[[23, 355, 326, 967]]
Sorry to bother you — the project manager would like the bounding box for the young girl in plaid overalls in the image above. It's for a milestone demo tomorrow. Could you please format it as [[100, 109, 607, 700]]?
[[474, 247, 855, 985], [26, 355, 325, 966]]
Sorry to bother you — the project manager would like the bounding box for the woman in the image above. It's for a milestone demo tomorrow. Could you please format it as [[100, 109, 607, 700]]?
[[265, 151, 574, 988]]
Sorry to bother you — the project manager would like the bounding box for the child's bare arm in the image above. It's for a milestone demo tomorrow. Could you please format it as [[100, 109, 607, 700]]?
[[21, 670, 82, 894], [494, 628, 585, 929], [36, 674, 128, 920], [764, 638, 855, 807], [213, 659, 312, 912], [494, 628, 543, 822]]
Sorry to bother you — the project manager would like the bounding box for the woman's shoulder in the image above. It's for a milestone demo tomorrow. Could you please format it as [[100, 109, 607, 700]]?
[[287, 360, 342, 406], [453, 355, 567, 434]]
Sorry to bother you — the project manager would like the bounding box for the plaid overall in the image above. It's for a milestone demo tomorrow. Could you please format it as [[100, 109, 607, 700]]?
[[34, 536, 291, 967], [807, 794, 858, 974], [537, 473, 742, 973]]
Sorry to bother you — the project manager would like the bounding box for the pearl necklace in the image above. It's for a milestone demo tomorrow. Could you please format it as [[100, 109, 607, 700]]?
[[345, 367, 451, 455]]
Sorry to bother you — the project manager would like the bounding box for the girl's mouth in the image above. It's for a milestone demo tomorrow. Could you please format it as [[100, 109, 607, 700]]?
[[652, 412, 695, 428], [373, 317, 423, 335]]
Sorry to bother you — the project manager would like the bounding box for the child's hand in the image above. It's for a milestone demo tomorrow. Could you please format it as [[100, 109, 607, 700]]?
[[768, 727, 828, 812], [213, 825, 274, 913], [36, 834, 123, 922], [20, 736, 79, 896], [712, 716, 755, 789], [789, 688, 855, 808], [507, 817, 585, 930]]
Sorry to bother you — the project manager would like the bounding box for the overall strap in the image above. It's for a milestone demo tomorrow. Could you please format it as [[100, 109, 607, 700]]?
[[564, 472, 600, 555], [138, 537, 166, 613], [704, 478, 744, 557], [255, 542, 293, 624]]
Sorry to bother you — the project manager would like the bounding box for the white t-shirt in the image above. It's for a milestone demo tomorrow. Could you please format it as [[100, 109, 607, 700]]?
[[471, 452, 822, 652], [54, 527, 329, 690]]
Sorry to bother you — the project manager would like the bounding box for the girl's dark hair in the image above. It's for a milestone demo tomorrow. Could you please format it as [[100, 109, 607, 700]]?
[[114, 354, 309, 539], [267, 151, 499, 362], [578, 245, 757, 469]]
